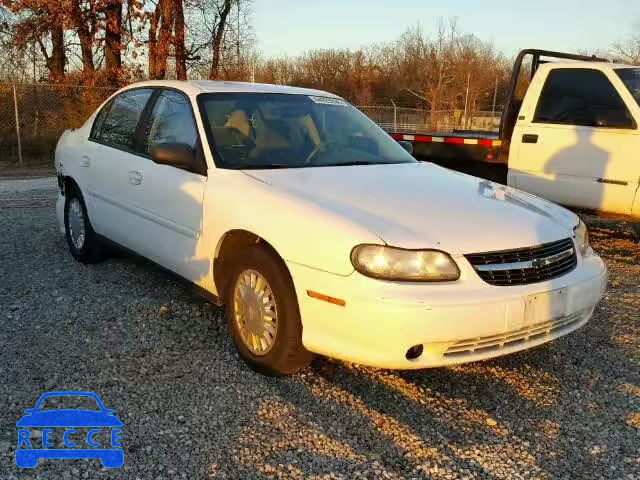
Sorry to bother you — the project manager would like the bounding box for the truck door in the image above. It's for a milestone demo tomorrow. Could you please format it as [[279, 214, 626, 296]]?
[[508, 67, 640, 215]]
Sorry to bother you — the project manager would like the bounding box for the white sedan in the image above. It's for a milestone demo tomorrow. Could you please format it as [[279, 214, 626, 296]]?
[[55, 80, 607, 375]]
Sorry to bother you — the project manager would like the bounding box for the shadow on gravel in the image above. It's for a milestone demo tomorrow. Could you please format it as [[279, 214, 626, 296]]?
[[215, 216, 640, 478], [1, 199, 638, 479]]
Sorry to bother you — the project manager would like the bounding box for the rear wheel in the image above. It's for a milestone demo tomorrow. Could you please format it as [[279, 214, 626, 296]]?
[[225, 245, 313, 375], [64, 185, 104, 263]]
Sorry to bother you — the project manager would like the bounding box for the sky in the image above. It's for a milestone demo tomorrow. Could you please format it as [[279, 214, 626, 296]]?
[[252, 0, 640, 58]]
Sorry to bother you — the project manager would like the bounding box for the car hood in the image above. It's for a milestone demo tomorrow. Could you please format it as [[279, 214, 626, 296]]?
[[16, 410, 123, 428], [243, 162, 578, 254]]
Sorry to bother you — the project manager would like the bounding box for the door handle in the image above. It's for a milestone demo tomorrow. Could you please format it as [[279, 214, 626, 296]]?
[[597, 178, 628, 186], [80, 155, 91, 167], [522, 134, 539, 144], [128, 171, 143, 185]]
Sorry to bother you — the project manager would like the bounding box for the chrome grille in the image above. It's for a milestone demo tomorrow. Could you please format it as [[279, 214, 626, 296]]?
[[443, 309, 589, 359], [465, 238, 577, 286]]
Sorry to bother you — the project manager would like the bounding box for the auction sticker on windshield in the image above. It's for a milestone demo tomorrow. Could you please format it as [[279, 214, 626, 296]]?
[[308, 95, 348, 106]]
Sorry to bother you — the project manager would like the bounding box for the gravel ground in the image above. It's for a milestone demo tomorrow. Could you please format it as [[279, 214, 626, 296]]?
[[0, 178, 638, 479]]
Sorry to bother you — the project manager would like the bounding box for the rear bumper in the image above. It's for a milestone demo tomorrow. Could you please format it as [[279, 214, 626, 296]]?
[[288, 253, 607, 369]]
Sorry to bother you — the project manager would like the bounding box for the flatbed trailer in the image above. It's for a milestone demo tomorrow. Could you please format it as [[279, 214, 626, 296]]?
[[391, 49, 609, 182]]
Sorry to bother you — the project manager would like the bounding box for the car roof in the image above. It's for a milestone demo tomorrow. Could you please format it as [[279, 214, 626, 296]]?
[[122, 79, 342, 99]]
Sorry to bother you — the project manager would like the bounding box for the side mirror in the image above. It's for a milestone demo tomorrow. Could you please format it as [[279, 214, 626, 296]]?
[[151, 143, 197, 170], [24, 409, 34, 414], [398, 140, 413, 155], [594, 110, 633, 129]]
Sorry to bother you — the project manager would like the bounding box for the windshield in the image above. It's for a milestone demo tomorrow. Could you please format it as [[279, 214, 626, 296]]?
[[616, 68, 640, 107], [198, 93, 417, 169]]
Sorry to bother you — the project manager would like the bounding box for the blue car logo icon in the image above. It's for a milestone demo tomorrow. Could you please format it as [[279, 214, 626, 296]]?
[[15, 391, 123, 468]]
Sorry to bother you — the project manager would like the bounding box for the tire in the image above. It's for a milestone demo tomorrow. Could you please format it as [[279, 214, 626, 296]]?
[[64, 184, 104, 263], [225, 245, 313, 376]]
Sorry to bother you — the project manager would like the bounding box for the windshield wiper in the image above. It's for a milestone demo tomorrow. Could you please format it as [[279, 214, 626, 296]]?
[[233, 163, 300, 170], [320, 161, 404, 167]]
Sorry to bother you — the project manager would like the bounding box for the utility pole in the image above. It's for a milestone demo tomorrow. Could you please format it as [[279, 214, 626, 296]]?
[[32, 41, 36, 83], [391, 99, 397, 132], [463, 71, 470, 129], [491, 75, 498, 125], [12, 84, 23, 167]]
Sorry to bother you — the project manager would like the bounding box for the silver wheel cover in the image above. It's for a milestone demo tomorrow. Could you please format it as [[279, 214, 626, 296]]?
[[233, 269, 279, 355]]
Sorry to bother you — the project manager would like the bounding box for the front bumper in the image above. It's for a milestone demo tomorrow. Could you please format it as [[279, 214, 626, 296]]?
[[288, 253, 607, 369]]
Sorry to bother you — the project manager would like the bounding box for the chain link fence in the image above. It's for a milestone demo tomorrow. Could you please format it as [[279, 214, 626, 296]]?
[[0, 83, 116, 167], [0, 83, 502, 169], [358, 105, 502, 133]]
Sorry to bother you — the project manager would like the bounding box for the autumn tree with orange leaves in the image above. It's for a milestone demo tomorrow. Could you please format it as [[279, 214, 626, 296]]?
[[0, 0, 245, 83]]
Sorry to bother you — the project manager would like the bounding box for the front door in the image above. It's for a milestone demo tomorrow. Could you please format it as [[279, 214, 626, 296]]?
[[124, 89, 209, 283]]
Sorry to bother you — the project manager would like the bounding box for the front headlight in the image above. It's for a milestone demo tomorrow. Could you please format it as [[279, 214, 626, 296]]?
[[574, 219, 590, 256], [351, 245, 460, 281]]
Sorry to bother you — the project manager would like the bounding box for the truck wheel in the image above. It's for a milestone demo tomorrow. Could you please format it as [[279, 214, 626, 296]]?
[[64, 185, 104, 263], [225, 245, 313, 376]]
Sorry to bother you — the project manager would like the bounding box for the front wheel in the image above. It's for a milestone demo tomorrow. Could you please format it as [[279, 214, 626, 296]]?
[[225, 245, 313, 376]]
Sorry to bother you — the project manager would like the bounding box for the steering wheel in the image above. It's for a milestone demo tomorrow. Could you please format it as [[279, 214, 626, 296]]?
[[303, 144, 322, 165]]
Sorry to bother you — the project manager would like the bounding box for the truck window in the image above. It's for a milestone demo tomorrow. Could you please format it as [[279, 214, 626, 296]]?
[[533, 69, 634, 129], [616, 68, 640, 107]]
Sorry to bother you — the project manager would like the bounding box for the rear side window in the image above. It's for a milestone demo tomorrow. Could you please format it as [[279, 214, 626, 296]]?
[[144, 90, 198, 154], [96, 89, 154, 150], [90, 101, 111, 139], [533, 69, 634, 128]]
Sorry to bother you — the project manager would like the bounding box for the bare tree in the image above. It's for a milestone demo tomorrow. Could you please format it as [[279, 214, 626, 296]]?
[[208, 0, 232, 79], [103, 0, 123, 76], [69, 0, 97, 75], [148, 0, 187, 79], [390, 20, 458, 126], [1, 0, 68, 80], [182, 0, 254, 80], [612, 34, 640, 64]]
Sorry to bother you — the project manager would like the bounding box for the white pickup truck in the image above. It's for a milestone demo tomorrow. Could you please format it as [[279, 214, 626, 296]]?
[[392, 49, 640, 217]]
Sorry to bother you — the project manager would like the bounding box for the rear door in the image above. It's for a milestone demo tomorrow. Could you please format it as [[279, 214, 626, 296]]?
[[125, 89, 208, 282], [509, 67, 640, 214], [86, 88, 155, 246]]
